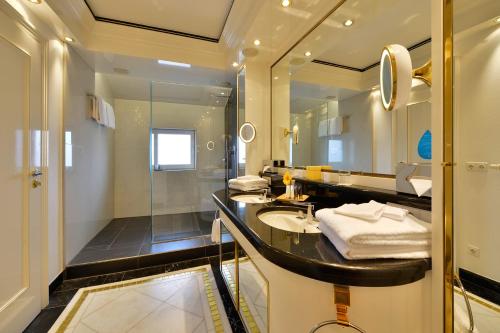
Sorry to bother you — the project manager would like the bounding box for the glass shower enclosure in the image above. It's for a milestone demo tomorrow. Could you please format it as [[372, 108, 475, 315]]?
[[150, 81, 232, 243]]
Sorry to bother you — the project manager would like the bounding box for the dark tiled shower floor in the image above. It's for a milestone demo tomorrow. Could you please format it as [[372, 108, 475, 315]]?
[[69, 211, 215, 265]]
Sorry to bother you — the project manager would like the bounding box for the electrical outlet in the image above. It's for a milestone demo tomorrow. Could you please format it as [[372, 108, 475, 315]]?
[[467, 245, 480, 257], [465, 162, 489, 171]]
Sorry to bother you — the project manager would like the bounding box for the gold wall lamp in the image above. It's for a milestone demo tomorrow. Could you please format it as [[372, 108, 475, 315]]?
[[284, 124, 299, 144], [380, 44, 432, 111]]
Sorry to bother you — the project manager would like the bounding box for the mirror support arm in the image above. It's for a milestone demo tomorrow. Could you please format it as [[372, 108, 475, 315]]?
[[412, 60, 432, 86]]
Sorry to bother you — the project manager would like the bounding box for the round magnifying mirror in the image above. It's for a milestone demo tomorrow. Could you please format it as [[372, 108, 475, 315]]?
[[380, 44, 413, 111], [239, 122, 256, 143]]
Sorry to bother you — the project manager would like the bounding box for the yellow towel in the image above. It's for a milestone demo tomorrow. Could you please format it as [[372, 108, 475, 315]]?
[[306, 166, 329, 180]]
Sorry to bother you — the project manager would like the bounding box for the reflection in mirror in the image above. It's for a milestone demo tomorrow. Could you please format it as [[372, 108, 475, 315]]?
[[220, 222, 237, 305], [239, 122, 256, 143], [237, 67, 246, 176], [271, 0, 431, 175], [238, 247, 269, 333]]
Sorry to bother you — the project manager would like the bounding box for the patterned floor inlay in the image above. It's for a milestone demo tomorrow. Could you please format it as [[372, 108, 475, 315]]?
[[49, 265, 231, 333]]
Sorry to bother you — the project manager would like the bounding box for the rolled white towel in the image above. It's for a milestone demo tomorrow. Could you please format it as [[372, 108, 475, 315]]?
[[316, 208, 431, 247], [333, 200, 385, 221], [211, 218, 221, 244], [383, 205, 409, 221]]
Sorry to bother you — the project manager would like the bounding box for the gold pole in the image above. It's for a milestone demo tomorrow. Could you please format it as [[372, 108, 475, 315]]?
[[443, 0, 454, 332]]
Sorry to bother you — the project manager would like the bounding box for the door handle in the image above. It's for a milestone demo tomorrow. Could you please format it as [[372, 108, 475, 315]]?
[[31, 168, 43, 177]]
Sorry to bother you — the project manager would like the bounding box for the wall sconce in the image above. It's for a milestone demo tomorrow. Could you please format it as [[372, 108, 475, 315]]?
[[284, 124, 299, 144]]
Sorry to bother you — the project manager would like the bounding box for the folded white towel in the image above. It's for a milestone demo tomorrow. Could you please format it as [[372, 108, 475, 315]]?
[[317, 208, 431, 247], [211, 218, 221, 243], [410, 178, 432, 197], [236, 175, 262, 180], [320, 226, 431, 259], [228, 183, 268, 192], [334, 200, 385, 221], [383, 205, 409, 221], [328, 116, 343, 136]]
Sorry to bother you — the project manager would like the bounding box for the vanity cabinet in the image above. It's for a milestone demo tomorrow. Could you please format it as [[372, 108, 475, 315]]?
[[220, 220, 269, 333]]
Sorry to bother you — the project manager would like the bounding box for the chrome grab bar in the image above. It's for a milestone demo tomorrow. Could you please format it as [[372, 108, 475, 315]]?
[[309, 320, 366, 333], [455, 274, 475, 332]]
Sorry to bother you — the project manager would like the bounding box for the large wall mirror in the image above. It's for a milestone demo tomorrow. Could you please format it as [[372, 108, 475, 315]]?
[[271, 0, 432, 175]]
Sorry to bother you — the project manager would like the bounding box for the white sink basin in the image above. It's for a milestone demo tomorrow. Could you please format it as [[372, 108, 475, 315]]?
[[230, 194, 275, 204], [257, 209, 321, 233]]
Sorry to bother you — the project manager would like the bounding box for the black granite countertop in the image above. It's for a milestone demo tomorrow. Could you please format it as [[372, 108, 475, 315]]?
[[213, 189, 431, 287]]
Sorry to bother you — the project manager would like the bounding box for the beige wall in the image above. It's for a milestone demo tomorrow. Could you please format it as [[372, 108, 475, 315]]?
[[113, 99, 226, 218], [63, 47, 115, 264]]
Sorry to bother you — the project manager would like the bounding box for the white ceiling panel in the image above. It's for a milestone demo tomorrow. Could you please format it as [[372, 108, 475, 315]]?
[[85, 0, 234, 41]]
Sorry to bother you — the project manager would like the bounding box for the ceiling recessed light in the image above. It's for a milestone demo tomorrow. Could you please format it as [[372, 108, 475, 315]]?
[[304, 51, 312, 57], [232, 62, 239, 67], [495, 16, 500, 23], [253, 39, 261, 46], [274, 76, 279, 80], [281, 0, 290, 7], [220, 92, 225, 95], [27, 0, 42, 4], [64, 37, 74, 42], [158, 59, 191, 68], [343, 19, 354, 27]]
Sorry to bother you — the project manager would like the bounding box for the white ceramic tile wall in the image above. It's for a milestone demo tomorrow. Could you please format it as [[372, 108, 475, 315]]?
[[63, 47, 115, 264], [454, 21, 500, 282]]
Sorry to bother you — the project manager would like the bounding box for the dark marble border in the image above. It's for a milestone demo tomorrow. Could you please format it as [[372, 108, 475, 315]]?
[[459, 268, 500, 306], [65, 238, 234, 279], [49, 271, 64, 295]]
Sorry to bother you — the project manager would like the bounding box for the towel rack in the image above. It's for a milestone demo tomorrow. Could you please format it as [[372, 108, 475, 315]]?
[[309, 285, 366, 333], [309, 320, 366, 333]]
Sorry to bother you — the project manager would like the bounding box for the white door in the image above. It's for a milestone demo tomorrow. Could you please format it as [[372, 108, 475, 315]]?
[[0, 5, 44, 333]]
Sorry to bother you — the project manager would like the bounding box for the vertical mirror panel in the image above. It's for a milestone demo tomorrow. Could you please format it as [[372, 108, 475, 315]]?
[[150, 81, 230, 243], [453, 1, 500, 332], [237, 67, 246, 176], [238, 248, 269, 333], [220, 222, 237, 306]]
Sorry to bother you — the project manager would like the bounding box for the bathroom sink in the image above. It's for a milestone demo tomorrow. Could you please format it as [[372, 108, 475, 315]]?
[[256, 207, 321, 233], [230, 193, 275, 204]]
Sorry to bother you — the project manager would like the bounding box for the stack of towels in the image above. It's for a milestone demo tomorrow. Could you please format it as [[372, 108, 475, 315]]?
[[90, 96, 115, 129], [316, 200, 431, 260], [228, 175, 268, 191]]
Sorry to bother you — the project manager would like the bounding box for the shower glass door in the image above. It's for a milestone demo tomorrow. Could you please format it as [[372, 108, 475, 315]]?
[[452, 1, 500, 331], [150, 81, 230, 243]]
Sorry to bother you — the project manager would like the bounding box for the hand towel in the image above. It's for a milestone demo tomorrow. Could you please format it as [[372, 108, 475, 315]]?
[[328, 116, 343, 136], [317, 208, 431, 247], [383, 205, 409, 221], [211, 218, 221, 243], [409, 177, 432, 197], [105, 102, 115, 129], [96, 97, 107, 126], [333, 200, 385, 221], [318, 119, 328, 137]]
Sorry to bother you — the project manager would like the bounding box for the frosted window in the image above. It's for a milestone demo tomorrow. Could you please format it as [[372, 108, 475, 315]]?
[[328, 139, 343, 163], [152, 129, 196, 171]]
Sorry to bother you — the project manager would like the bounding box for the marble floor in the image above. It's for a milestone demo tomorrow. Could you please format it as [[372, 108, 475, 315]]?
[[454, 288, 500, 333], [70, 212, 215, 265], [49, 265, 231, 333]]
